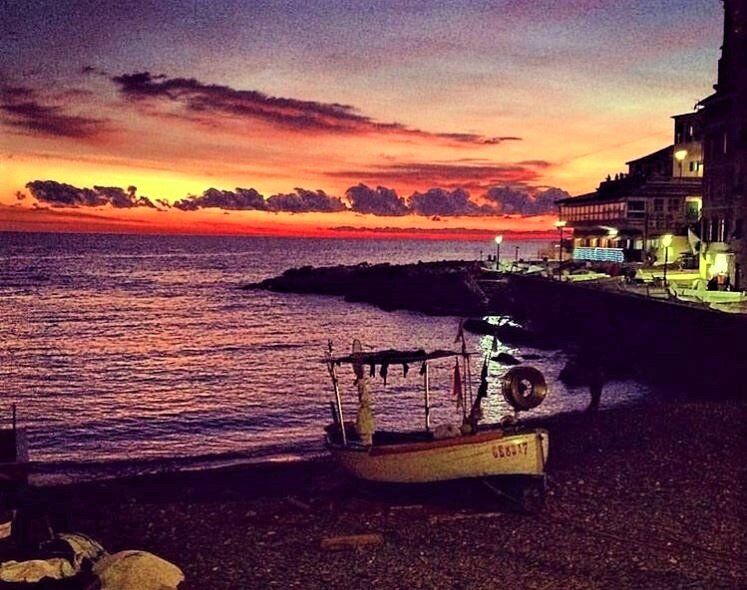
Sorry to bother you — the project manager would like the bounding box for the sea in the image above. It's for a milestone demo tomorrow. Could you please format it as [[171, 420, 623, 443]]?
[[0, 232, 652, 483]]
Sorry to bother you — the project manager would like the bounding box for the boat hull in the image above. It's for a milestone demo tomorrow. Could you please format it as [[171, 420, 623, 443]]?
[[327, 428, 548, 484]]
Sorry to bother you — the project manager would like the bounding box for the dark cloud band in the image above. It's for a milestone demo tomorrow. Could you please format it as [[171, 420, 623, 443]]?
[[23, 179, 566, 217], [110, 71, 517, 146], [0, 83, 110, 139], [25, 181, 156, 209]]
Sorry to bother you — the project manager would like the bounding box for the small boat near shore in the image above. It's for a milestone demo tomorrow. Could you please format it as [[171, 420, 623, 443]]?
[[323, 340, 550, 510]]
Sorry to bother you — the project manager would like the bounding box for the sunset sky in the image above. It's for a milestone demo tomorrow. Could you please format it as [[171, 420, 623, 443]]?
[[0, 0, 723, 237]]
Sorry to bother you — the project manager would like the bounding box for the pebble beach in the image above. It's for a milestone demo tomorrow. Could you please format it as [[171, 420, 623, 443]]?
[[35, 399, 745, 589]]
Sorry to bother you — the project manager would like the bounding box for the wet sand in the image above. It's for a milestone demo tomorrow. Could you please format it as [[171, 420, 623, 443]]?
[[36, 400, 746, 589]]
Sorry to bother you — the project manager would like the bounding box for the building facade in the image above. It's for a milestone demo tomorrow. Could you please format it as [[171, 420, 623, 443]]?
[[557, 117, 703, 265], [672, 111, 704, 179], [699, 0, 747, 288]]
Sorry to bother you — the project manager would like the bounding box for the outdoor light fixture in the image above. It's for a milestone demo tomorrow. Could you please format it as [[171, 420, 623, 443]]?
[[712, 252, 728, 276], [494, 235, 503, 269]]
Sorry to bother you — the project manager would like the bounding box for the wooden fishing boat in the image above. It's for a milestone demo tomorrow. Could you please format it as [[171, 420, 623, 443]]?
[[323, 342, 550, 507], [325, 423, 548, 484]]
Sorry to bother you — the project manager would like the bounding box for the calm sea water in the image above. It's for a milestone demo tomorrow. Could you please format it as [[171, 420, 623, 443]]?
[[0, 232, 650, 483]]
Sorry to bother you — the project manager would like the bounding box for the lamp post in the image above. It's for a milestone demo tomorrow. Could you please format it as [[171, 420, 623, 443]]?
[[662, 233, 673, 286], [675, 149, 687, 179], [554, 220, 567, 277], [494, 235, 503, 270]]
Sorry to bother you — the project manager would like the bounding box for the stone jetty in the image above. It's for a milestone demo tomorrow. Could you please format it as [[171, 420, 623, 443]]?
[[246, 260, 491, 316]]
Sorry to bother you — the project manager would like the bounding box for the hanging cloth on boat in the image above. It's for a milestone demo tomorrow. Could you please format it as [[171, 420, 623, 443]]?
[[352, 339, 365, 381], [419, 361, 427, 375], [355, 378, 375, 445], [452, 359, 463, 410], [468, 355, 490, 426], [402, 363, 409, 377], [369, 364, 376, 377], [380, 363, 389, 386]]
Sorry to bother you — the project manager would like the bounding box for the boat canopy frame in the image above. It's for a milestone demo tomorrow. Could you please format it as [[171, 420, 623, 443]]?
[[324, 345, 474, 447], [326, 348, 466, 365]]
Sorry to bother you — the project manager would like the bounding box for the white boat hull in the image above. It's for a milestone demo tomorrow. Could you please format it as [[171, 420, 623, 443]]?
[[327, 428, 548, 484]]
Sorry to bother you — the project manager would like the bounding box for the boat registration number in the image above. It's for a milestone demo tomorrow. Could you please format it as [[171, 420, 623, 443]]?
[[492, 442, 528, 458]]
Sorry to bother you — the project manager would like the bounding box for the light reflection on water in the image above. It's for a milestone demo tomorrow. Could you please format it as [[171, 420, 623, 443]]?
[[0, 233, 649, 481]]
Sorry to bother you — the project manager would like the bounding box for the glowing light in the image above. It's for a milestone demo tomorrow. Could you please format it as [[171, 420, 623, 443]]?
[[602, 226, 618, 237], [494, 235, 504, 245], [554, 220, 567, 228], [712, 253, 729, 275], [674, 149, 688, 162], [661, 234, 673, 247]]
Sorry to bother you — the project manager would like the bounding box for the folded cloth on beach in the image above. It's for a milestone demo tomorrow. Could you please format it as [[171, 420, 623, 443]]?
[[0, 511, 14, 541], [93, 550, 184, 590], [41, 533, 107, 572], [58, 534, 107, 569], [0, 557, 75, 582]]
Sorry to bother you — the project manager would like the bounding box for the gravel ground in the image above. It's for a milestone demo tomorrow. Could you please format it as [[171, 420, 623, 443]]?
[[38, 400, 746, 589]]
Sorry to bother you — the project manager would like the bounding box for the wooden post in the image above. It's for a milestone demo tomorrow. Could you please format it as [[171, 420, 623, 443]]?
[[329, 362, 347, 446], [423, 363, 430, 432]]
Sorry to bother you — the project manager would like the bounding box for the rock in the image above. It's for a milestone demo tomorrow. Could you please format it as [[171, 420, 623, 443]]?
[[493, 352, 521, 365], [463, 318, 558, 349], [320, 534, 384, 551]]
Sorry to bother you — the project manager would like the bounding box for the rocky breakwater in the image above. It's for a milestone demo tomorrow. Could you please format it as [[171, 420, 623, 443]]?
[[245, 260, 490, 316]]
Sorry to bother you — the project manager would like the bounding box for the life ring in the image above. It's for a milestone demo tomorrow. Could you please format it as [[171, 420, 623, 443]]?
[[501, 366, 547, 411]]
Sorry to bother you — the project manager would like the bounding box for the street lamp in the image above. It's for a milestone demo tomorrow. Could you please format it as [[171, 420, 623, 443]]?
[[675, 149, 687, 179], [554, 220, 567, 279], [494, 235, 503, 270], [662, 233, 673, 286]]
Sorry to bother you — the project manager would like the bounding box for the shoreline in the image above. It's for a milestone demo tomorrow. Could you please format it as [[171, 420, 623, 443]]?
[[29, 399, 745, 589]]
